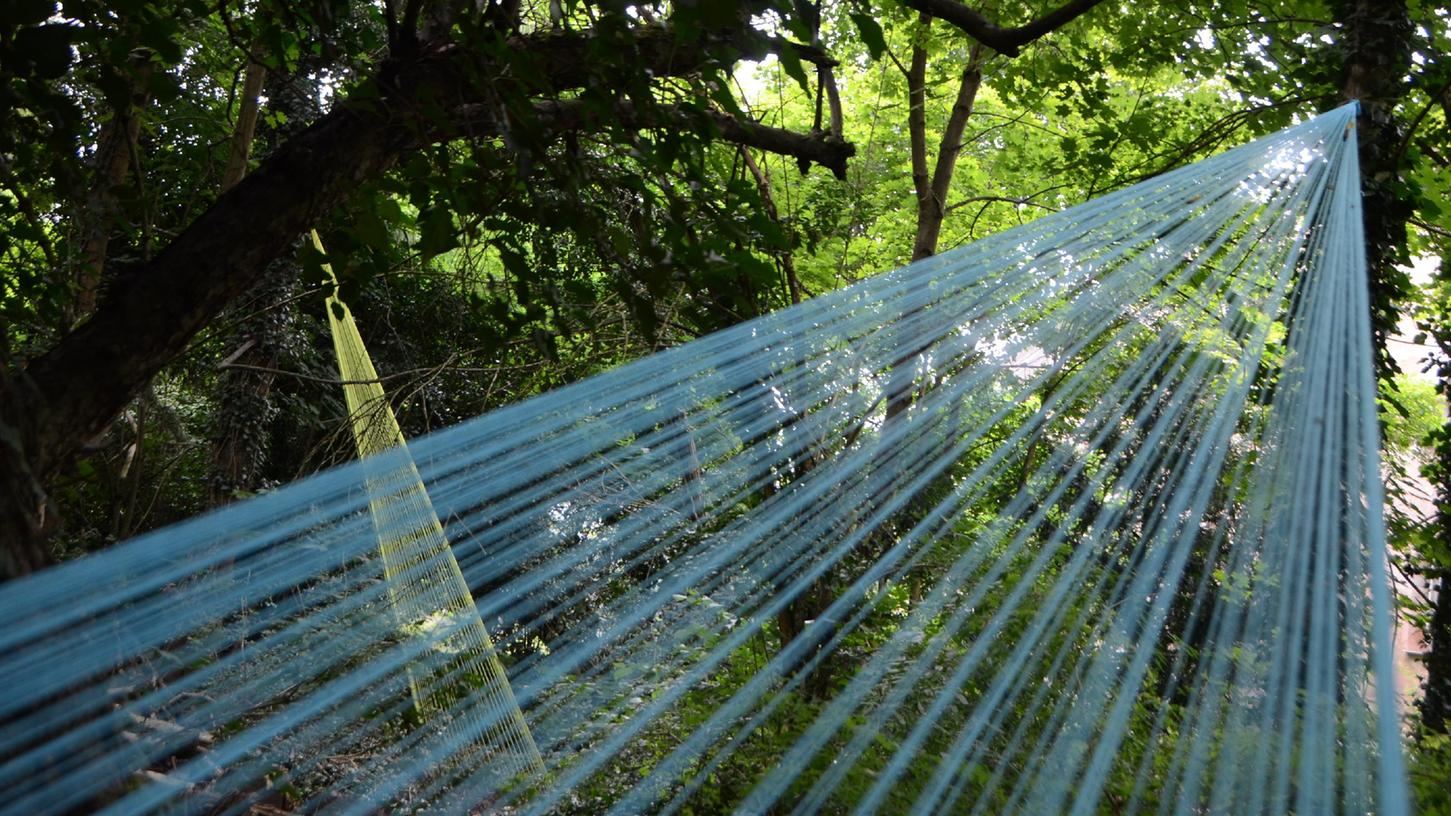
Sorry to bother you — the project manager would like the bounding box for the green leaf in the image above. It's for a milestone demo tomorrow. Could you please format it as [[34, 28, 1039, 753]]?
[[850, 13, 887, 60], [705, 70, 744, 118], [607, 226, 632, 257], [416, 207, 457, 260], [146, 70, 183, 102], [351, 207, 390, 250], [784, 9, 813, 43], [298, 243, 330, 285], [776, 45, 812, 96]]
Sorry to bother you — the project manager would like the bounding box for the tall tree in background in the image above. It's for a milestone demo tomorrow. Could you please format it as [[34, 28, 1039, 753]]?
[[206, 48, 313, 507]]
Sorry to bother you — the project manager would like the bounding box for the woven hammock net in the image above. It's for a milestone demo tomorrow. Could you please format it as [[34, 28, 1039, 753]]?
[[0, 103, 1410, 815]]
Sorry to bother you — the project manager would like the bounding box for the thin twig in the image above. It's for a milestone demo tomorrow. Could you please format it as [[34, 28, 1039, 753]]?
[[1394, 78, 1451, 170], [219, 353, 459, 386]]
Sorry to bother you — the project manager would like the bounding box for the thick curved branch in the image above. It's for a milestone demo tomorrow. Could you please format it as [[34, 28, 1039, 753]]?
[[894, 0, 1106, 56], [458, 99, 854, 179], [945, 194, 1057, 214]]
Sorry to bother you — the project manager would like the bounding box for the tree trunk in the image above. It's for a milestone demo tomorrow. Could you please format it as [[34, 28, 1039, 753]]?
[[1334, 0, 1440, 732], [207, 61, 321, 509], [220, 51, 268, 193], [898, 22, 985, 428], [912, 44, 984, 262], [69, 62, 153, 324], [907, 15, 933, 266], [0, 366, 54, 577], [1421, 254, 1451, 734], [1424, 570, 1451, 733], [1337, 0, 1414, 378]]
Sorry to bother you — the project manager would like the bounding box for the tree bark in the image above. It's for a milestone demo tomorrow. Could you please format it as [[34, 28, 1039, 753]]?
[[1420, 272, 1451, 736], [901, 21, 985, 427], [0, 365, 53, 577], [1337, 0, 1414, 379], [900, 0, 1098, 261], [907, 15, 932, 264], [0, 58, 421, 573], [454, 98, 853, 179]]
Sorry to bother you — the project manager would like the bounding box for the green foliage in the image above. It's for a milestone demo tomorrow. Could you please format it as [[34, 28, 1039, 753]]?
[[3, 0, 1450, 806], [1408, 731, 1451, 813], [1384, 375, 1445, 454]]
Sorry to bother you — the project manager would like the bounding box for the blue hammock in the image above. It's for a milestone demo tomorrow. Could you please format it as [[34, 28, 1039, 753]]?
[[0, 103, 1409, 815]]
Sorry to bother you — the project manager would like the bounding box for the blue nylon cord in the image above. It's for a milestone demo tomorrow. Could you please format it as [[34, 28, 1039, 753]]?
[[0, 103, 1408, 816]]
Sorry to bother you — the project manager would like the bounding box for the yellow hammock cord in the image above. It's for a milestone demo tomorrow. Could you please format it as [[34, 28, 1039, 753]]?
[[313, 230, 544, 780]]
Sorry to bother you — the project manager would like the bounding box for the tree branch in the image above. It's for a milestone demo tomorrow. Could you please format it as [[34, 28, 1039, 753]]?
[[704, 109, 853, 179], [5, 23, 856, 502], [945, 194, 1057, 214], [894, 0, 1107, 56], [914, 42, 983, 259], [907, 15, 931, 223], [738, 144, 802, 303], [1411, 217, 1451, 240]]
